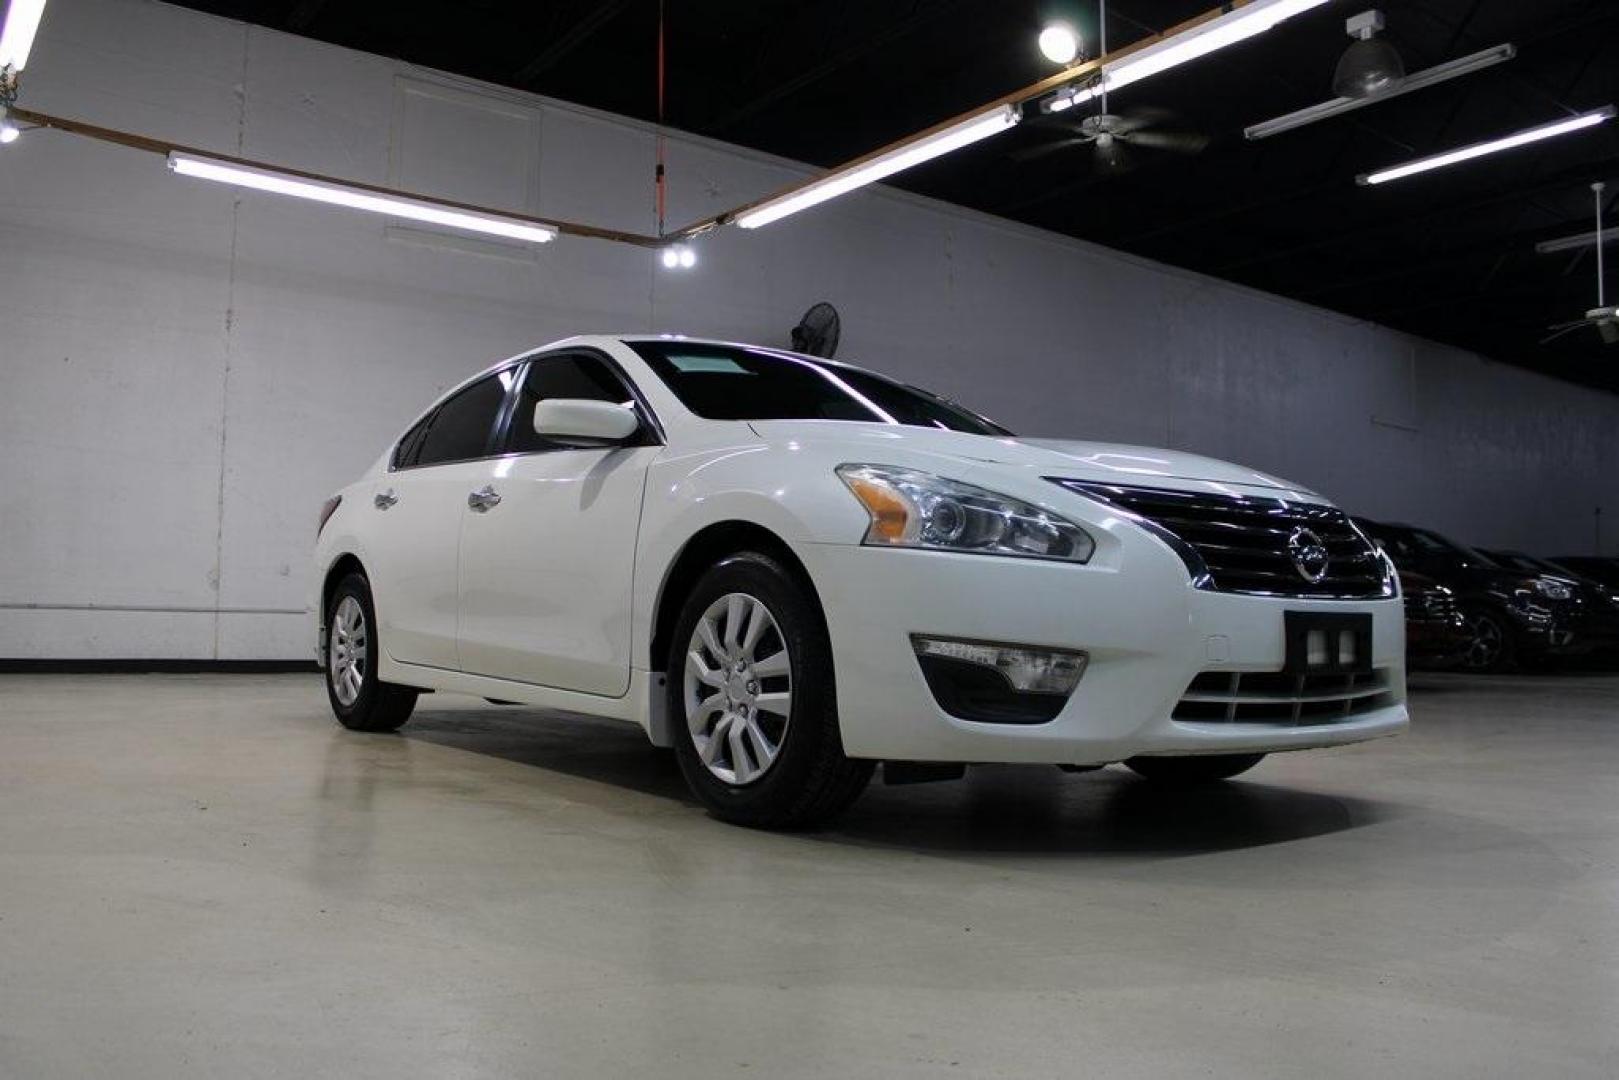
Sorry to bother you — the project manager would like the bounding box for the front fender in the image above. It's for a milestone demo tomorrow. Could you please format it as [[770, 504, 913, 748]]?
[[632, 440, 870, 670]]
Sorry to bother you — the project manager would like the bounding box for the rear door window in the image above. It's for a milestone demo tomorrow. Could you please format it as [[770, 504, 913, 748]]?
[[412, 372, 513, 467]]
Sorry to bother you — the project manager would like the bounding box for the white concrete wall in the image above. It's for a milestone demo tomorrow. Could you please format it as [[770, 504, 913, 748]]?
[[3, 0, 1617, 660]]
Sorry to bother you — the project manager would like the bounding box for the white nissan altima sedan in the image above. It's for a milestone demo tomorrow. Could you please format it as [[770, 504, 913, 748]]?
[[313, 334, 1407, 827]]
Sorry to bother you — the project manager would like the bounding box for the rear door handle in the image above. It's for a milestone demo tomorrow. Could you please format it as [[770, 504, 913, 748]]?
[[374, 489, 398, 510], [468, 486, 502, 512]]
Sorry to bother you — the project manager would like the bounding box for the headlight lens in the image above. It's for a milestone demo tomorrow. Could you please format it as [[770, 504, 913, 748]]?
[[837, 464, 1094, 562], [1530, 578, 1573, 601]]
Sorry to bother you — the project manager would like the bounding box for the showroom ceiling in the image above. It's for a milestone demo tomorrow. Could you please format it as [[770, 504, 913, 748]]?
[[167, 0, 1619, 392]]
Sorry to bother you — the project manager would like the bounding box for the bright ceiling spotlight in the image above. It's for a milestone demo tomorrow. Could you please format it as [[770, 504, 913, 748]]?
[[660, 244, 697, 268], [0, 105, 18, 144], [166, 151, 558, 243], [1357, 106, 1615, 186], [1058, 0, 1330, 110], [735, 104, 1020, 229], [1038, 22, 1080, 65], [0, 0, 47, 76]]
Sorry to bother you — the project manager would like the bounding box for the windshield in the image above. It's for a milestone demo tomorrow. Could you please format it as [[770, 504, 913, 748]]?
[[627, 341, 1012, 436], [1407, 528, 1501, 568], [1488, 551, 1542, 574]]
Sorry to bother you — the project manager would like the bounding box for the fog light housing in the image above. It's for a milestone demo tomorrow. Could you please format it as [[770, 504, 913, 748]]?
[[910, 635, 1087, 724]]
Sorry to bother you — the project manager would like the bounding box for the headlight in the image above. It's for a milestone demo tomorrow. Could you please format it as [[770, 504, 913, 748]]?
[[837, 464, 1094, 562], [1529, 578, 1572, 601]]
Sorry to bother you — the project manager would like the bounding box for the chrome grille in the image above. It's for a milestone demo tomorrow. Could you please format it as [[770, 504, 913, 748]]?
[[1172, 669, 1395, 725], [1054, 481, 1391, 599]]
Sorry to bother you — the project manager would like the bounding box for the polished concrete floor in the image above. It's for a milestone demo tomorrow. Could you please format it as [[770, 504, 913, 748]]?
[[0, 672, 1615, 1078]]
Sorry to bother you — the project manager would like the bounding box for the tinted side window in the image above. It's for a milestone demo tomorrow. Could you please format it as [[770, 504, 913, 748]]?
[[392, 412, 434, 469], [506, 354, 637, 453], [413, 373, 511, 466]]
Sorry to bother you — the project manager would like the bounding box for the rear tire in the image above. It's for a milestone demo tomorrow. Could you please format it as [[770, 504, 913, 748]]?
[[668, 552, 873, 828], [1124, 752, 1265, 785], [325, 572, 418, 732]]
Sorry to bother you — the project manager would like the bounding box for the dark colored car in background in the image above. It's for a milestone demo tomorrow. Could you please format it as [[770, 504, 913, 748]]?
[[1354, 518, 1582, 672], [1399, 569, 1469, 669], [1484, 550, 1619, 663], [1549, 556, 1619, 591]]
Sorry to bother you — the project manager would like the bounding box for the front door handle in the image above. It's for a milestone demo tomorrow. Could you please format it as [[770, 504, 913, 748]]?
[[374, 489, 398, 510], [468, 485, 502, 512]]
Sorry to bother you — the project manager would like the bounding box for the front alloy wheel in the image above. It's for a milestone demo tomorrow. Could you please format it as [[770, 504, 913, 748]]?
[[1460, 608, 1512, 672], [668, 552, 873, 828], [684, 593, 793, 785]]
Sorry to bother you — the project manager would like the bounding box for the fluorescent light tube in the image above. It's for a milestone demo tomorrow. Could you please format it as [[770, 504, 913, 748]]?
[[1060, 0, 1329, 110], [1358, 107, 1615, 186], [1245, 44, 1517, 140], [735, 104, 1020, 229], [167, 152, 558, 243], [0, 0, 47, 72]]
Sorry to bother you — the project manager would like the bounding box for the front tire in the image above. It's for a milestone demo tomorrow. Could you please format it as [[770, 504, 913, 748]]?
[[325, 572, 418, 732], [1459, 606, 1515, 673], [668, 552, 873, 828], [1124, 753, 1265, 785]]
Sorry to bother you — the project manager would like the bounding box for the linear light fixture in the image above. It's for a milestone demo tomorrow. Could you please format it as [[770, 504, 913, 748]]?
[[1245, 43, 1517, 140], [1048, 0, 1330, 113], [0, 0, 47, 75], [1357, 106, 1616, 186], [734, 104, 1020, 229], [1535, 227, 1617, 256], [167, 151, 557, 243]]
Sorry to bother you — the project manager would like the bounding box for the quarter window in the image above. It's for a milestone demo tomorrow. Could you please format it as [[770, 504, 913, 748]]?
[[412, 372, 511, 467], [506, 354, 639, 453]]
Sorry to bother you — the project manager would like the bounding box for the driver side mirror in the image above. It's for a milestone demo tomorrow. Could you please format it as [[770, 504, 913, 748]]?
[[532, 398, 642, 446]]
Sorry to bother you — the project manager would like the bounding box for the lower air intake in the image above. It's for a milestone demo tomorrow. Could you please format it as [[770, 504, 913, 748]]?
[[1172, 669, 1395, 725]]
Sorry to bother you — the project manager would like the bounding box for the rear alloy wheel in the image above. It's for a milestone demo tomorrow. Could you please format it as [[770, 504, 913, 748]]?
[[1124, 753, 1265, 785], [1460, 607, 1513, 673], [325, 573, 418, 732], [669, 553, 872, 828]]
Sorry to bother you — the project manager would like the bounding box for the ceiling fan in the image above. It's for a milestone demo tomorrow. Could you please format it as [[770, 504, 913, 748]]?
[[1015, 2, 1210, 171], [1543, 182, 1619, 346]]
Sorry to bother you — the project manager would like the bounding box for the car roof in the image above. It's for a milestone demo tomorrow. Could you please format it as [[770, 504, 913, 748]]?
[[465, 334, 865, 382]]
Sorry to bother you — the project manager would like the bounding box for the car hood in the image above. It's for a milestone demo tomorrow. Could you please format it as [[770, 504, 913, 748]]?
[[747, 421, 1314, 497], [1408, 560, 1557, 593]]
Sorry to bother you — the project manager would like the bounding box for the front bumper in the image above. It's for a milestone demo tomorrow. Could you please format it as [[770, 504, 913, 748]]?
[[804, 541, 1407, 765], [1406, 615, 1469, 665]]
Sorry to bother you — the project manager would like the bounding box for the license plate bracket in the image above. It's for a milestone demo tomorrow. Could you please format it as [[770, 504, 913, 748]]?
[[1284, 612, 1372, 674]]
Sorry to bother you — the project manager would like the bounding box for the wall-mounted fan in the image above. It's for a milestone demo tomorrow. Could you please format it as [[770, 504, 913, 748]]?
[[1543, 182, 1619, 346], [790, 302, 840, 358]]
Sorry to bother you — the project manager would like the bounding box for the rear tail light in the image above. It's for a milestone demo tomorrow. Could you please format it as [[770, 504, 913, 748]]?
[[317, 495, 342, 537]]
